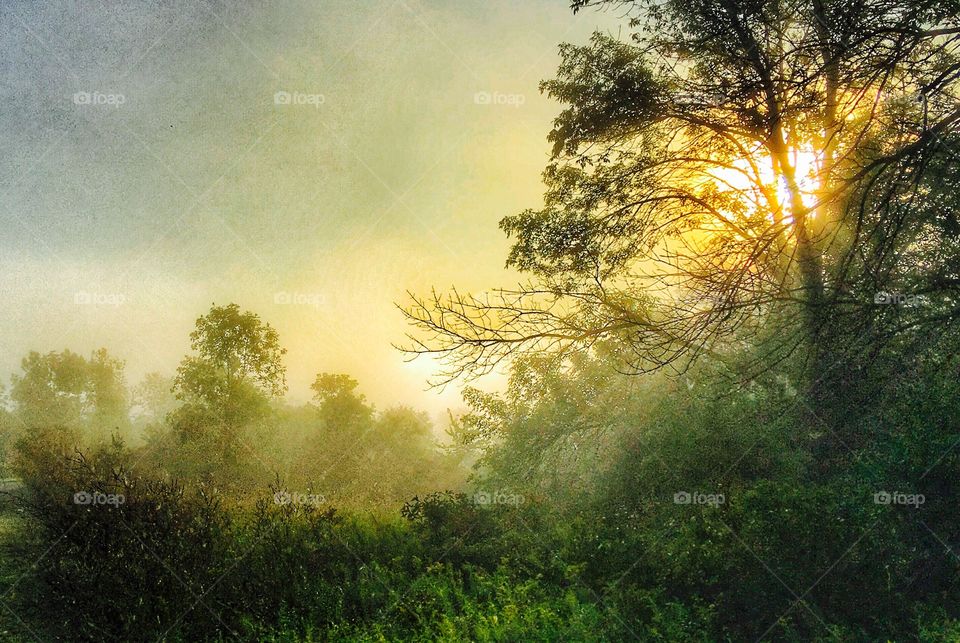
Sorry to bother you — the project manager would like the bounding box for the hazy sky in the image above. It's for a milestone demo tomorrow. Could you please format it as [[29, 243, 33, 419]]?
[[0, 1, 622, 415]]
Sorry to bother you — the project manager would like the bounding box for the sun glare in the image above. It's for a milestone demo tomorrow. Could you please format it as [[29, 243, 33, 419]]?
[[777, 147, 821, 210], [707, 146, 822, 227]]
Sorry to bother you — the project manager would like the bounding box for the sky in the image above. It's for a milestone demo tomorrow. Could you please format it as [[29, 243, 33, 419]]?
[[0, 0, 623, 417]]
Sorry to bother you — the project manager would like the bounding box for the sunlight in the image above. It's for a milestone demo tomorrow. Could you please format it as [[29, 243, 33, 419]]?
[[4, 0, 954, 638], [706, 145, 822, 227], [776, 147, 821, 211]]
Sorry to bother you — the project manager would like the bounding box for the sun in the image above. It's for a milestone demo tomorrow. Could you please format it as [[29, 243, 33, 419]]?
[[706, 145, 823, 227]]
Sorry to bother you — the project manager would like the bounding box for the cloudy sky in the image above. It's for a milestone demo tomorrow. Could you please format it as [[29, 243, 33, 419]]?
[[0, 0, 622, 415]]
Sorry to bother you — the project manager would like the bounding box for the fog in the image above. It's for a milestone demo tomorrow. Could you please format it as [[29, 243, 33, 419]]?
[[0, 0, 616, 414]]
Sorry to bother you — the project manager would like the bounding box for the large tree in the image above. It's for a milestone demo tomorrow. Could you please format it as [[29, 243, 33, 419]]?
[[404, 0, 960, 403]]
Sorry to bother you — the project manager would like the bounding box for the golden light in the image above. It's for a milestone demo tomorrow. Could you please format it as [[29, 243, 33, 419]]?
[[706, 145, 823, 227], [776, 147, 822, 211]]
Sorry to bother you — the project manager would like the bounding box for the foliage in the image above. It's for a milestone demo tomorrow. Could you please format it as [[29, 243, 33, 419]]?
[[402, 0, 960, 406], [2, 3, 959, 638], [9, 348, 130, 444], [0, 306, 959, 641]]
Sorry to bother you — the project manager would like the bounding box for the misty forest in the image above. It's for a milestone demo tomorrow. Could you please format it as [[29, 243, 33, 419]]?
[[3, 0, 960, 640]]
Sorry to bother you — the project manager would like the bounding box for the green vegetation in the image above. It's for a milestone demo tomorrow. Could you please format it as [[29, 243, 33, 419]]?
[[1, 307, 959, 640], [2, 0, 960, 640]]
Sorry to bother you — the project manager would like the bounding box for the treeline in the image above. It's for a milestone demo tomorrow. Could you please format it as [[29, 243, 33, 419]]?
[[1, 304, 466, 510]]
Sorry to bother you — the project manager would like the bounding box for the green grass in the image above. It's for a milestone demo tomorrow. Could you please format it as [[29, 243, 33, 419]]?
[[0, 493, 40, 643]]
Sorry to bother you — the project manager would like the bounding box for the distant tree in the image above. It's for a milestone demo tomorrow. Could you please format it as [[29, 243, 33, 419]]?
[[85, 348, 130, 440], [132, 372, 178, 424], [11, 350, 88, 429], [297, 374, 466, 507], [310, 373, 371, 429], [301, 373, 372, 500], [170, 304, 287, 476], [10, 349, 129, 442], [369, 406, 463, 500], [0, 386, 16, 475], [176, 303, 287, 402], [174, 304, 285, 421]]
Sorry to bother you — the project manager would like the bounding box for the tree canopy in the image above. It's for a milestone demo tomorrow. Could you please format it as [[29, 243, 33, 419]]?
[[403, 0, 960, 399], [175, 303, 287, 402]]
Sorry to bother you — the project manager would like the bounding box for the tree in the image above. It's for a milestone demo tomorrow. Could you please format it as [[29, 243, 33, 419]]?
[[86, 348, 130, 440], [175, 303, 287, 402], [11, 350, 89, 429], [295, 374, 466, 508], [310, 373, 371, 429], [170, 304, 287, 474], [173, 303, 286, 421], [403, 0, 960, 406], [132, 372, 178, 425], [10, 348, 129, 441]]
